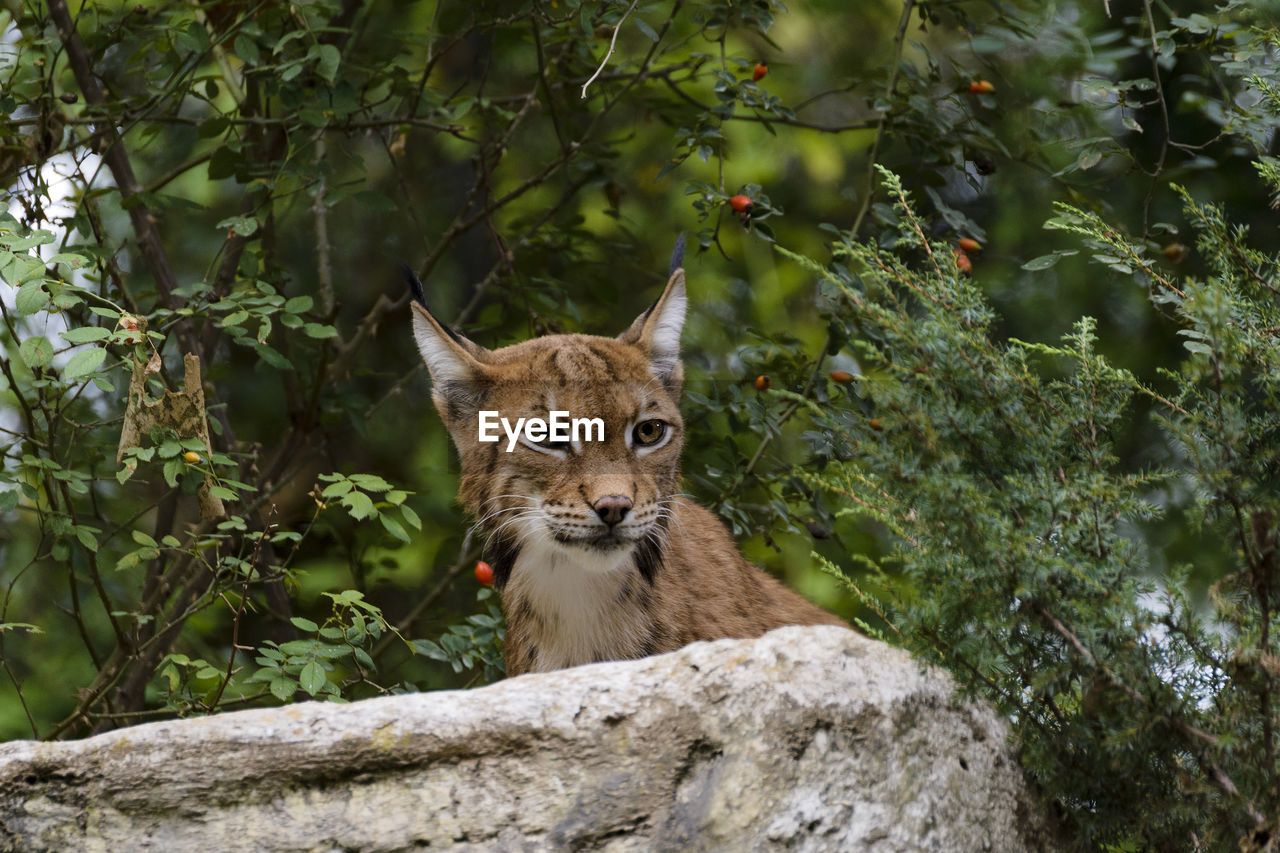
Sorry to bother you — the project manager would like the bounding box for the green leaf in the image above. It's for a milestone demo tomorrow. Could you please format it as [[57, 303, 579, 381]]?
[[132, 529, 157, 547], [1022, 253, 1071, 271], [291, 616, 320, 633], [302, 323, 338, 339], [314, 43, 341, 82], [284, 295, 313, 314], [19, 336, 53, 369], [61, 326, 111, 344], [299, 660, 326, 696], [234, 33, 260, 64], [353, 191, 396, 212], [269, 675, 296, 702], [321, 480, 354, 498], [0, 490, 19, 512], [379, 513, 410, 542], [61, 347, 107, 382], [216, 215, 259, 237], [75, 526, 99, 550], [253, 343, 294, 370], [348, 473, 391, 491], [209, 485, 237, 501], [343, 490, 376, 521], [634, 17, 659, 41], [14, 282, 48, 315]]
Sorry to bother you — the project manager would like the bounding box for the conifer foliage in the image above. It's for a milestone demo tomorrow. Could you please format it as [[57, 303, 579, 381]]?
[[793, 170, 1279, 848]]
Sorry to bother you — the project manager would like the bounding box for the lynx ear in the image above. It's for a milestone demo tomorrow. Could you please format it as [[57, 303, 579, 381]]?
[[402, 264, 490, 414], [618, 239, 688, 382]]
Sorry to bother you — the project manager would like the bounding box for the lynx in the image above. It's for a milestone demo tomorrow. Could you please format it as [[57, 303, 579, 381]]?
[[406, 239, 847, 676]]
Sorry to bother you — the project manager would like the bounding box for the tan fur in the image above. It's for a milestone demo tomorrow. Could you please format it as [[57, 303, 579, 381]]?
[[411, 265, 848, 677]]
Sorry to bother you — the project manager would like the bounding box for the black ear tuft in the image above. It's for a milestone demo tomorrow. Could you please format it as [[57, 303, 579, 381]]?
[[398, 262, 428, 308], [400, 262, 468, 345], [668, 233, 686, 278]]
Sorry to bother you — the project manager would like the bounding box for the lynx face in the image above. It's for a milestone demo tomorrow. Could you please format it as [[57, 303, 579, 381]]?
[[408, 259, 688, 589]]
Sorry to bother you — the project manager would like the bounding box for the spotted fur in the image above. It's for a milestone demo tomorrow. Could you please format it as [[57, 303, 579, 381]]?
[[407, 253, 847, 676]]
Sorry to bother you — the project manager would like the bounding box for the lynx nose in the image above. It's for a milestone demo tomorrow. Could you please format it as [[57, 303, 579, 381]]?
[[592, 495, 632, 527]]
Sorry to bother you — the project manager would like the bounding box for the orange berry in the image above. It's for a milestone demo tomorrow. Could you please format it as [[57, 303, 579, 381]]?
[[729, 194, 754, 215], [474, 560, 494, 587], [957, 237, 981, 253], [869, 418, 883, 431], [754, 374, 771, 391], [954, 250, 972, 274], [829, 370, 854, 384], [967, 80, 995, 94], [182, 451, 201, 464], [752, 63, 768, 82]]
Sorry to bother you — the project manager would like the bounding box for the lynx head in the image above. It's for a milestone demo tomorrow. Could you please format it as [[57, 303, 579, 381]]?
[[406, 240, 688, 589]]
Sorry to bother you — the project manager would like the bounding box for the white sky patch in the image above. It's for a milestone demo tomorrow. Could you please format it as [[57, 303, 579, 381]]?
[[2, 149, 112, 473]]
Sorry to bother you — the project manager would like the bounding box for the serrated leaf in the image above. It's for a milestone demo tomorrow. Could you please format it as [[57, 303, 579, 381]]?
[[61, 326, 111, 344], [379, 513, 410, 542], [302, 323, 338, 339], [269, 675, 296, 702], [14, 282, 47, 315], [343, 490, 375, 521], [299, 660, 326, 695], [75, 526, 99, 550], [284, 295, 313, 314], [291, 616, 320, 632], [315, 43, 341, 82], [61, 346, 107, 382], [348, 474, 391, 491], [19, 336, 53, 369], [254, 343, 294, 370], [321, 480, 353, 498], [1076, 148, 1102, 171], [210, 485, 236, 501]]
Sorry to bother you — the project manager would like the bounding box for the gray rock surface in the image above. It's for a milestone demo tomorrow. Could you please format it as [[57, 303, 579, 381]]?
[[0, 625, 1056, 852]]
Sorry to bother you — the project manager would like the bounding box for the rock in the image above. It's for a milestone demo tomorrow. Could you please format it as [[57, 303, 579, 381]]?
[[0, 626, 1056, 852]]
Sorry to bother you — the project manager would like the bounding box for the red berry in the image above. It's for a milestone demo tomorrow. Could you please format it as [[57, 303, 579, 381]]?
[[954, 250, 972, 274], [754, 374, 771, 391], [752, 63, 768, 82], [729, 194, 754, 215], [474, 560, 494, 586], [957, 237, 981, 253], [967, 80, 995, 94], [829, 370, 854, 384]]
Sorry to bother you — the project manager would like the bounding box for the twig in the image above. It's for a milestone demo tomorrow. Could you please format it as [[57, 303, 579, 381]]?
[[581, 0, 640, 98], [207, 517, 274, 710], [312, 137, 335, 317], [851, 0, 916, 237], [370, 530, 477, 662]]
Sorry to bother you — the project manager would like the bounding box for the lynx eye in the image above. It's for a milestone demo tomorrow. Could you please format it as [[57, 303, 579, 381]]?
[[633, 419, 667, 447]]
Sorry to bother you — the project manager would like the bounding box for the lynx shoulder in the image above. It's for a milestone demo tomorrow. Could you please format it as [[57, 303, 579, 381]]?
[[405, 243, 848, 676]]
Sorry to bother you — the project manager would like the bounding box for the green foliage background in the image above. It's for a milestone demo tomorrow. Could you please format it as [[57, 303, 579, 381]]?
[[1, 0, 1279, 847]]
